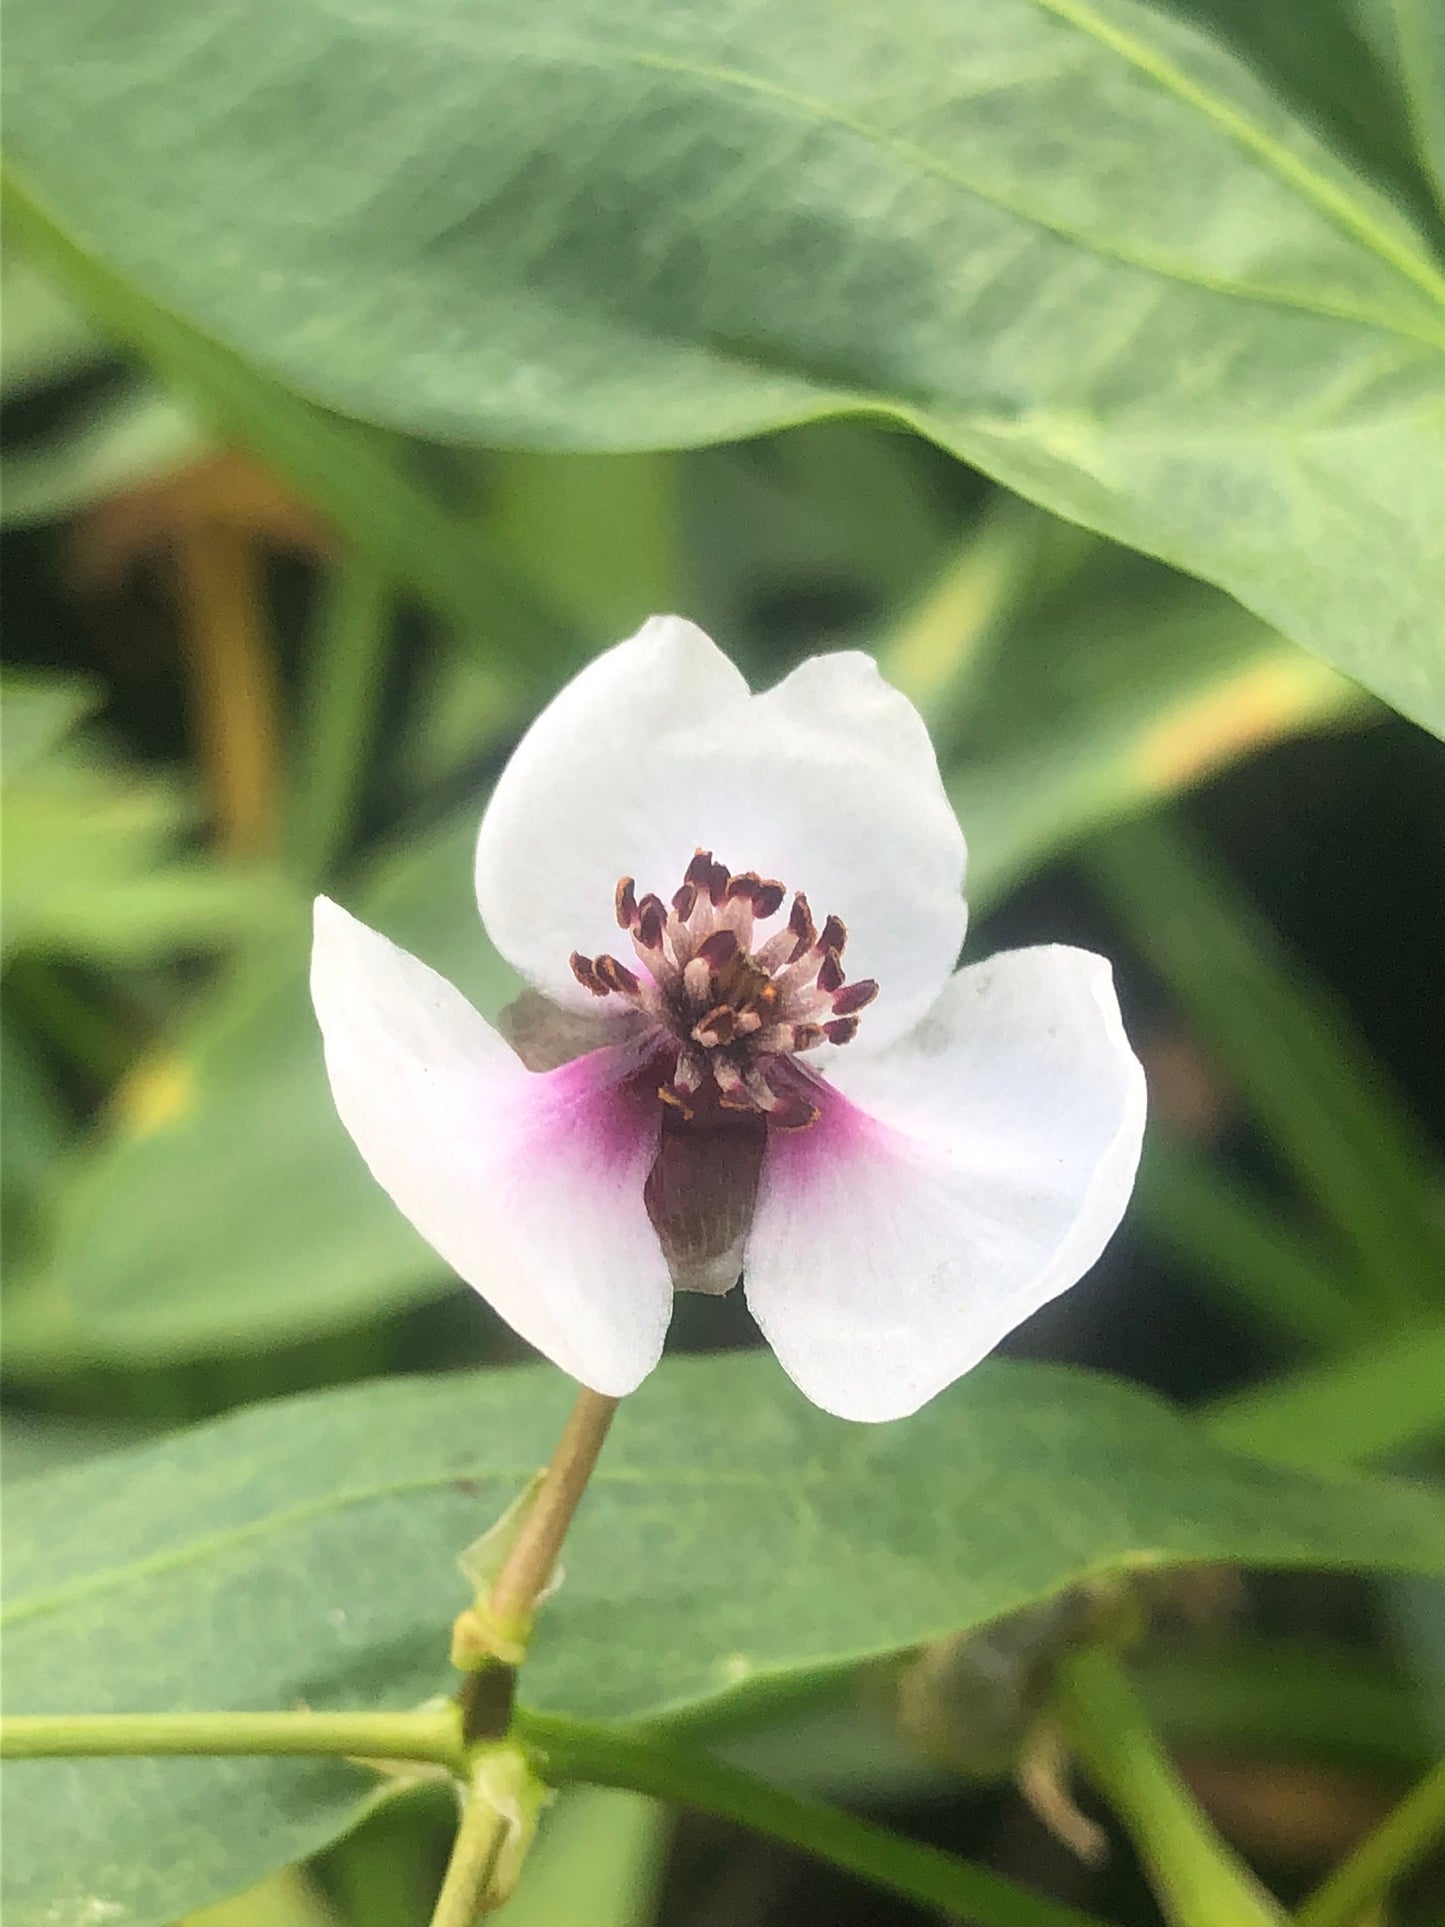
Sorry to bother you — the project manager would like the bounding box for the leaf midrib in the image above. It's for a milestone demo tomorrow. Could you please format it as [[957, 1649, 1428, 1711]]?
[[0, 1464, 801, 1630], [605, 44, 1445, 351]]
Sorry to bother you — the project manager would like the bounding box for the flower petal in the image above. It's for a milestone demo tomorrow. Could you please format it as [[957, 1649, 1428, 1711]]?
[[475, 616, 967, 1049], [311, 897, 672, 1395], [744, 946, 1146, 1421]]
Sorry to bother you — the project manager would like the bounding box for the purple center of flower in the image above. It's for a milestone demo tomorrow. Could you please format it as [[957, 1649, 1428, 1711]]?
[[569, 849, 878, 1133]]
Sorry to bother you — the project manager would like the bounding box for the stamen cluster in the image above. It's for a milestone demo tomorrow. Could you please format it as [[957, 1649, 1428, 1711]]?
[[571, 850, 878, 1130]]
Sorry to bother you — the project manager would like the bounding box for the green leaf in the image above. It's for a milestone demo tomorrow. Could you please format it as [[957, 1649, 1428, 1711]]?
[[6, 1, 1445, 729], [28, 809, 521, 1364], [4, 1353, 1444, 1925], [0, 674, 292, 966]]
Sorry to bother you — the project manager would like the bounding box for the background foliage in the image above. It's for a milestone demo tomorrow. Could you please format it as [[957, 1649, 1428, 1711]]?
[[2, 0, 1443, 1921]]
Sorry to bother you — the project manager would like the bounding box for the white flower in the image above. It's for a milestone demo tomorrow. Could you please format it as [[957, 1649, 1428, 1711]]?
[[311, 618, 1146, 1422]]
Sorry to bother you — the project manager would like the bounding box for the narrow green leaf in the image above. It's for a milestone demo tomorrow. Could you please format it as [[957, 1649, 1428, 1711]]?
[[6, 0, 1445, 726], [1205, 1314, 1445, 1467], [285, 555, 394, 886], [1083, 811, 1445, 1315], [1131, 1137, 1369, 1354], [3, 1353, 1443, 1925]]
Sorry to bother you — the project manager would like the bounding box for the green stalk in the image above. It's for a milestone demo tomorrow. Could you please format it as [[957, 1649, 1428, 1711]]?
[[287, 553, 393, 884], [1052, 1648, 1286, 1927], [0, 1709, 465, 1774], [515, 1708, 1107, 1927], [1297, 1758, 1445, 1927]]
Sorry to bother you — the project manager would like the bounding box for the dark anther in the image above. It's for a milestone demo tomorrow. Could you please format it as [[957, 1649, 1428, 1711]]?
[[637, 896, 666, 949], [824, 1015, 860, 1045], [787, 893, 815, 960], [594, 954, 640, 996], [816, 951, 845, 995], [818, 914, 847, 957], [831, 978, 878, 1016], [570, 952, 608, 996], [696, 929, 739, 969], [615, 876, 638, 929]]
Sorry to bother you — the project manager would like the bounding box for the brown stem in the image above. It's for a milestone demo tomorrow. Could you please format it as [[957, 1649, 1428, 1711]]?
[[455, 1386, 620, 1744], [172, 521, 280, 857], [487, 1386, 619, 1635]]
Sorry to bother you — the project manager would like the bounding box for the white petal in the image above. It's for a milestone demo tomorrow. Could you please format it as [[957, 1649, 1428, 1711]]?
[[311, 897, 672, 1395], [744, 946, 1146, 1421], [475, 616, 967, 1049]]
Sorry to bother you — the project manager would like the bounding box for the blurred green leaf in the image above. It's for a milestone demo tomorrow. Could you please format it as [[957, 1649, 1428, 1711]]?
[[1135, 1639, 1437, 1774], [285, 555, 394, 886], [20, 807, 521, 1366], [1, 191, 568, 689], [0, 674, 292, 966], [487, 451, 681, 638], [928, 550, 1365, 909], [0, 249, 209, 522], [182, 1867, 338, 1927], [0, 1010, 70, 1267], [1206, 1314, 1445, 1467], [0, 1415, 149, 1486], [494, 1788, 668, 1927], [1131, 1137, 1369, 1355], [0, 244, 107, 393], [6, 3, 1445, 729], [1085, 811, 1445, 1318], [684, 424, 957, 653], [1, 378, 208, 529], [4, 1353, 1444, 1925]]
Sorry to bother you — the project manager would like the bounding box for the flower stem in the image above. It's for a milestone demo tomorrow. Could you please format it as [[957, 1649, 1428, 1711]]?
[[486, 1386, 620, 1646], [0, 1708, 465, 1773], [515, 1708, 1107, 1927], [453, 1386, 620, 1744], [1296, 1757, 1445, 1927], [1052, 1646, 1285, 1927]]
